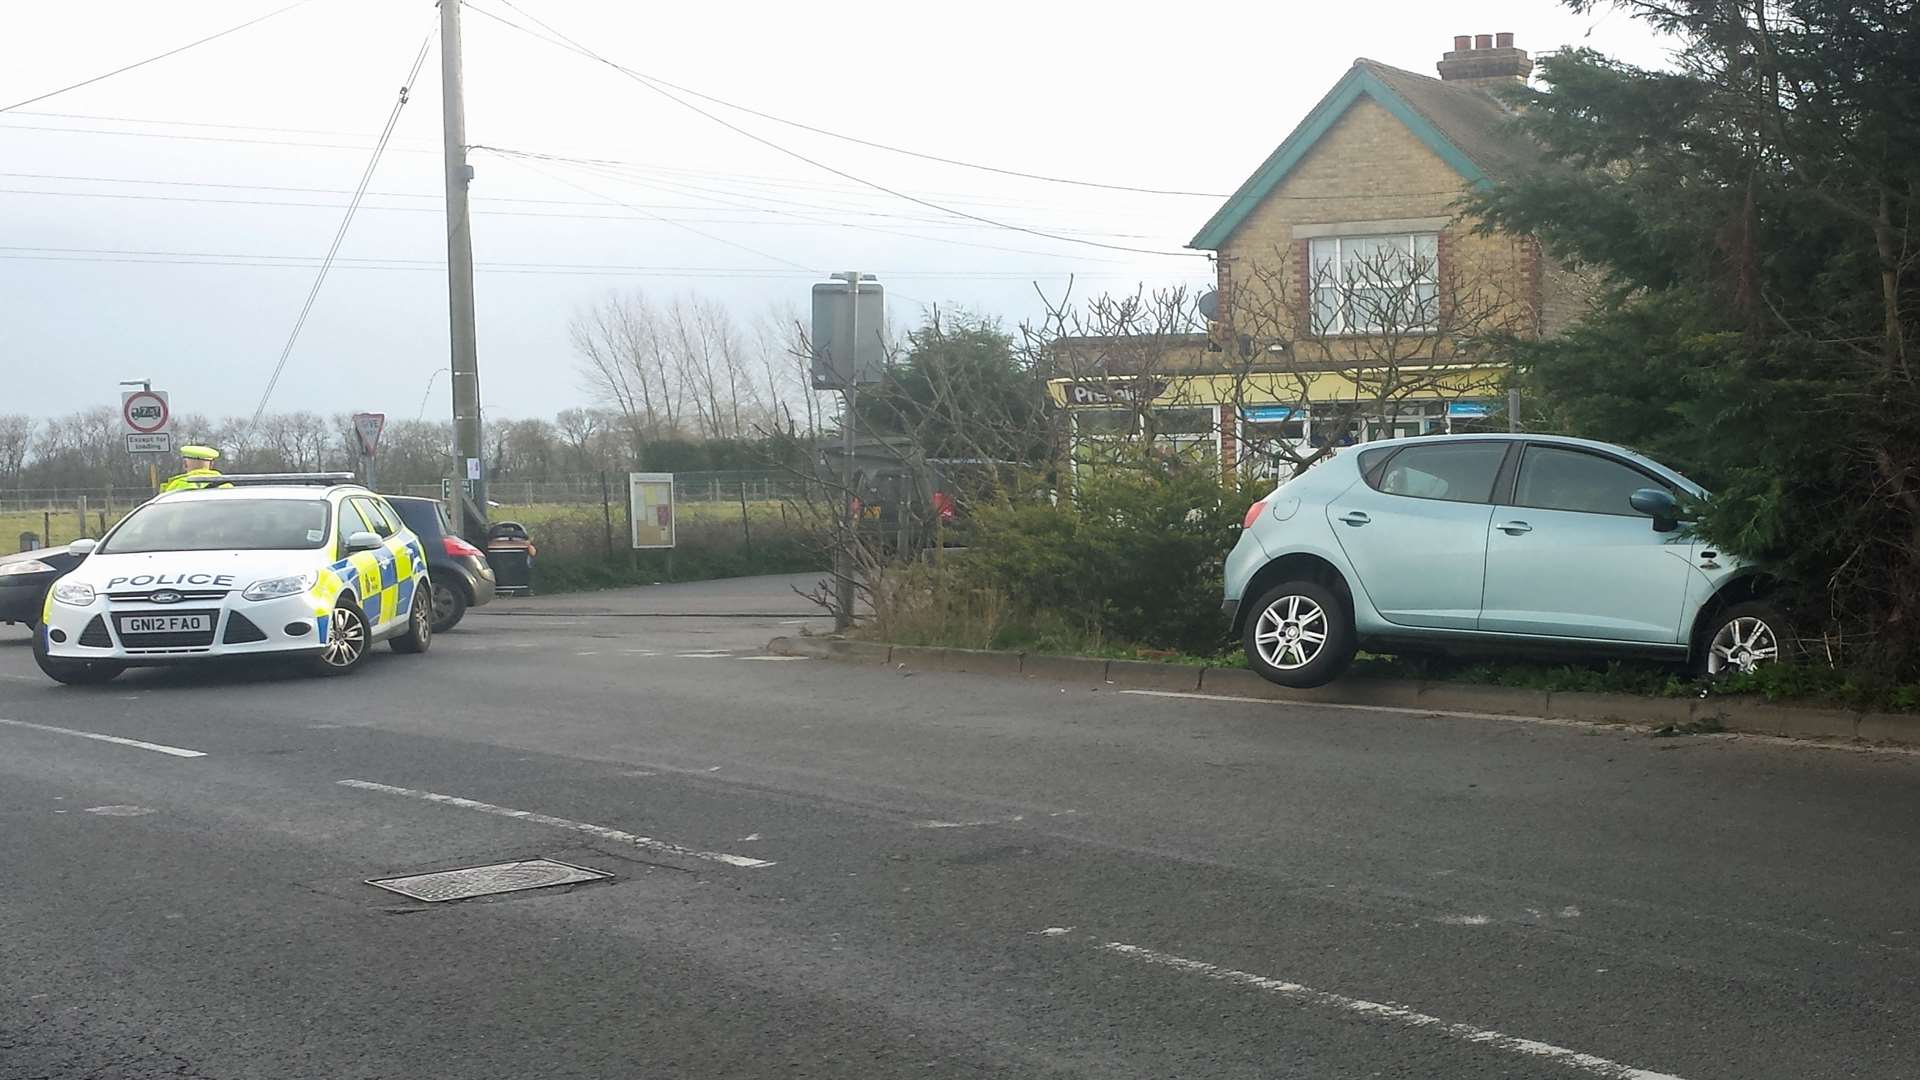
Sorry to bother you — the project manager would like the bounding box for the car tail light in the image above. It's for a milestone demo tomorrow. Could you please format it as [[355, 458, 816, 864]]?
[[1242, 500, 1268, 529], [443, 536, 484, 559]]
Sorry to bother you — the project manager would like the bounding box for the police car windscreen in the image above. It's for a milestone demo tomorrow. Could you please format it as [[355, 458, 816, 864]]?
[[101, 499, 331, 554]]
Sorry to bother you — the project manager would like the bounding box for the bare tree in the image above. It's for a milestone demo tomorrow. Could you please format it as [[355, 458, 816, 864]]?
[[0, 415, 35, 485], [554, 407, 601, 472], [570, 290, 682, 449], [1027, 236, 1534, 482]]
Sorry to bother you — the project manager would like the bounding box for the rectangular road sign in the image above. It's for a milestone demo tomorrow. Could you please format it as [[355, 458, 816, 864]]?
[[810, 279, 885, 389], [628, 472, 675, 549], [125, 432, 173, 454]]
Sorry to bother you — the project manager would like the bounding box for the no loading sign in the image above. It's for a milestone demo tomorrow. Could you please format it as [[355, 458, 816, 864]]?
[[121, 390, 171, 434]]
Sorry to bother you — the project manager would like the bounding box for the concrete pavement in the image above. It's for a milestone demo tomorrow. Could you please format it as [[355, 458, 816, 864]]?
[[3, 575, 1916, 1078]]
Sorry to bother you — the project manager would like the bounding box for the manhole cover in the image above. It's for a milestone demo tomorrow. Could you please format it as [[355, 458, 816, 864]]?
[[366, 859, 610, 902]]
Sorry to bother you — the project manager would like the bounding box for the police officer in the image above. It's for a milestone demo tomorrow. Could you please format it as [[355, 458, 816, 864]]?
[[160, 445, 224, 492]]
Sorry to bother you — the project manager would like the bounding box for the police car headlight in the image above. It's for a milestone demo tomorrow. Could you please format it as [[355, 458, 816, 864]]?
[[243, 572, 315, 602], [0, 560, 55, 576], [52, 580, 96, 605]]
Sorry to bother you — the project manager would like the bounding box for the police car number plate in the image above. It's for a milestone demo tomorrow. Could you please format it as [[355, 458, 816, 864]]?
[[121, 614, 211, 635]]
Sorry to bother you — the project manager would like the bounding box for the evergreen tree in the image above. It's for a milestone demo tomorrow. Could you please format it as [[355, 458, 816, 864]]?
[[1470, 0, 1920, 673]]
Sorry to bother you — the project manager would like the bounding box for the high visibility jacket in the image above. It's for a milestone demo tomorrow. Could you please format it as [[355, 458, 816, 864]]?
[[160, 468, 223, 493]]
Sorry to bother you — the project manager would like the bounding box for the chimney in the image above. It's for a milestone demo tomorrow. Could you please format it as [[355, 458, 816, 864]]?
[[1437, 32, 1532, 91]]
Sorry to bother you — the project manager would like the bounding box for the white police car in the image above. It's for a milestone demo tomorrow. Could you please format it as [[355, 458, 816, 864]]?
[[34, 474, 434, 685]]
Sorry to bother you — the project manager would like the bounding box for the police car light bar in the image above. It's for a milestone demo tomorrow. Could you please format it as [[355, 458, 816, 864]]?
[[181, 472, 360, 487]]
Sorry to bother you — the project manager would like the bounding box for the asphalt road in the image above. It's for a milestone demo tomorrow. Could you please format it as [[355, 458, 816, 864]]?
[[3, 574, 1917, 1079]]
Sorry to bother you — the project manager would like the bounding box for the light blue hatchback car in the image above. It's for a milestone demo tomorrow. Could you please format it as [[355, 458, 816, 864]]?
[[1224, 433, 1787, 688]]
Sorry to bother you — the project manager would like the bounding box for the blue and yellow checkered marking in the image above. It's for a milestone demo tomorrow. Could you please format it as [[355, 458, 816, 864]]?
[[321, 536, 425, 630]]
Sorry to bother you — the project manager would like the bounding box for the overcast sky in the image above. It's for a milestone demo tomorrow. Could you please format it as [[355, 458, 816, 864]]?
[[1, 0, 1672, 426]]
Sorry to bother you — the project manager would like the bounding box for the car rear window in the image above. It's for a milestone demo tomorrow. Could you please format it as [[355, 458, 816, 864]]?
[[386, 500, 442, 538], [1370, 442, 1506, 504], [102, 499, 331, 553]]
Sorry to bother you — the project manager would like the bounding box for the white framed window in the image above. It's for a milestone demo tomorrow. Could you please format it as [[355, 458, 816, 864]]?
[[1308, 233, 1440, 335]]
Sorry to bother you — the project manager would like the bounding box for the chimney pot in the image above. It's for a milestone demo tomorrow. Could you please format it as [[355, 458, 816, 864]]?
[[1495, 31, 1514, 48], [1438, 33, 1532, 86]]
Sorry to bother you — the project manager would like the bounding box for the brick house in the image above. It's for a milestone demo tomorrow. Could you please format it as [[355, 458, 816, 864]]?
[[1053, 34, 1580, 478]]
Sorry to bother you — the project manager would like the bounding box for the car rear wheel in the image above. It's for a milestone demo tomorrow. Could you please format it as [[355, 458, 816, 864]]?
[[391, 587, 433, 654], [430, 578, 467, 633], [306, 600, 369, 676], [32, 631, 125, 686], [1699, 600, 1790, 677], [1244, 580, 1355, 689]]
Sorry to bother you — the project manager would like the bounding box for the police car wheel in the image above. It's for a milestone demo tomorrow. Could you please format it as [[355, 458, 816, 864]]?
[[32, 632, 124, 686], [430, 580, 466, 633], [307, 600, 369, 676], [391, 588, 432, 655]]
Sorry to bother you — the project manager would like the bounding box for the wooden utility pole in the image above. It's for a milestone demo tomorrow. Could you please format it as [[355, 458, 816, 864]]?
[[440, 0, 486, 540]]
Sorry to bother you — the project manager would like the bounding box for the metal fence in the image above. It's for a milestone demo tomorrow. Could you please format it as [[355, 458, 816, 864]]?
[[386, 471, 808, 507], [2, 472, 815, 553]]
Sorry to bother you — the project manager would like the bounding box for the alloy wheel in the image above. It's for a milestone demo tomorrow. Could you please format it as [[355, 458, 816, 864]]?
[[1708, 616, 1778, 675], [1254, 594, 1329, 671], [322, 606, 366, 668]]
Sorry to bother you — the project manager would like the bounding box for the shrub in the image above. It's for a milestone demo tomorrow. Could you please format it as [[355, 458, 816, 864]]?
[[934, 455, 1261, 654]]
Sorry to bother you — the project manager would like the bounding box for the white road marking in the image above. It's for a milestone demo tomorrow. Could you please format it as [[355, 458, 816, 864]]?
[[336, 780, 775, 869], [914, 815, 1025, 829], [1435, 914, 1492, 926], [574, 651, 600, 656], [1099, 941, 1688, 1080], [84, 805, 155, 817], [676, 652, 732, 659], [0, 717, 206, 758], [739, 655, 807, 662], [621, 649, 658, 656]]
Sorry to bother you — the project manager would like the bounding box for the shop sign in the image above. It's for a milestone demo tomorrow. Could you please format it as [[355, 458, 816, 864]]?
[[1065, 379, 1166, 406]]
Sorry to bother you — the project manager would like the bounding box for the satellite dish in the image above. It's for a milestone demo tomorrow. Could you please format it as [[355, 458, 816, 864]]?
[[1196, 290, 1220, 321]]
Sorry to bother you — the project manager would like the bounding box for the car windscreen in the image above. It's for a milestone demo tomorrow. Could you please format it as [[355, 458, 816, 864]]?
[[101, 499, 332, 554]]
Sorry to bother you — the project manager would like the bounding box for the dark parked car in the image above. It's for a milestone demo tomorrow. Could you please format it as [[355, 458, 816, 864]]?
[[0, 543, 90, 629], [384, 495, 496, 631]]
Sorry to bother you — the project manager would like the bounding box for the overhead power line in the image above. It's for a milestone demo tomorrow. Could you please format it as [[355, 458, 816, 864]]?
[[473, 2, 1225, 199], [478, 147, 1135, 263], [489, 153, 818, 273], [465, 1, 1206, 260], [1, 0, 320, 113], [0, 244, 1212, 282], [246, 29, 432, 434]]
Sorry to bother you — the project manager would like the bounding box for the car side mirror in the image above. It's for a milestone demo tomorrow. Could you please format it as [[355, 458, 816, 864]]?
[[1629, 488, 1681, 532], [68, 538, 98, 555], [345, 531, 384, 552]]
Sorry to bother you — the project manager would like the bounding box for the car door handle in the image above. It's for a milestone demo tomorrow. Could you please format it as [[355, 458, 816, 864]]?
[[1338, 511, 1371, 526], [1497, 520, 1533, 535]]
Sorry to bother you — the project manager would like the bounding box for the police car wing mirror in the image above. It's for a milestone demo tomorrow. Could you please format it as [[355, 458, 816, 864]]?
[[345, 531, 384, 552], [69, 538, 98, 555]]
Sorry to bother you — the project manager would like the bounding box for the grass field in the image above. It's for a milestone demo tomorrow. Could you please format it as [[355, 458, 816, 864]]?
[[2, 507, 123, 550]]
